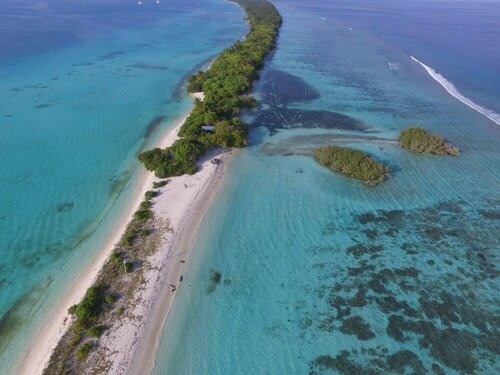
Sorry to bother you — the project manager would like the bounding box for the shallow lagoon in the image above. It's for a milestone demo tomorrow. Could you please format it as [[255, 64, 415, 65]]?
[[0, 0, 246, 371], [152, 1, 499, 374]]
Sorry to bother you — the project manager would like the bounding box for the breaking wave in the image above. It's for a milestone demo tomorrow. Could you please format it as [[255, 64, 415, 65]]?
[[411, 56, 500, 126]]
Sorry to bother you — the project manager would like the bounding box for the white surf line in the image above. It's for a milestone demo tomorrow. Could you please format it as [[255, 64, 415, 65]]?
[[411, 56, 500, 126]]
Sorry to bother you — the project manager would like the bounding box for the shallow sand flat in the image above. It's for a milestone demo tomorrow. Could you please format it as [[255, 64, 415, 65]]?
[[191, 91, 205, 101]]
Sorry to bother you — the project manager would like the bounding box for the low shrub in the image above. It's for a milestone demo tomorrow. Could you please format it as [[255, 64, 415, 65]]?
[[140, 201, 151, 210], [68, 286, 104, 329], [134, 208, 153, 222], [105, 294, 117, 304], [120, 262, 132, 274], [144, 190, 157, 200], [399, 127, 459, 156], [313, 145, 390, 186], [87, 326, 105, 338], [111, 252, 122, 266], [76, 342, 94, 361], [152, 180, 169, 188], [69, 332, 81, 347], [121, 228, 136, 247]]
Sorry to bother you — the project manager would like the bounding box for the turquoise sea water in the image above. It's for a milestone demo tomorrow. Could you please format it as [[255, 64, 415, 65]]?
[[152, 1, 499, 374], [0, 0, 246, 372]]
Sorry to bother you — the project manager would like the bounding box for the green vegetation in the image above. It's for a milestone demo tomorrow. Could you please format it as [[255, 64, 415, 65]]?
[[45, 2, 280, 372], [87, 326, 105, 338], [69, 333, 81, 347], [152, 180, 169, 188], [313, 146, 390, 186], [139, 0, 282, 178], [134, 208, 153, 222], [399, 127, 459, 156], [45, 175, 161, 373], [105, 294, 117, 304], [75, 342, 94, 361], [68, 286, 104, 330], [144, 190, 157, 200], [140, 228, 151, 237], [121, 227, 136, 247], [111, 251, 122, 266], [134, 195, 154, 223], [120, 261, 133, 274], [140, 201, 151, 210]]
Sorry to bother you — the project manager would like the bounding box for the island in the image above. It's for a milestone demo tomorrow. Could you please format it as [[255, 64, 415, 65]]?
[[313, 145, 390, 186], [399, 127, 460, 156], [42, 1, 282, 374], [139, 0, 282, 177]]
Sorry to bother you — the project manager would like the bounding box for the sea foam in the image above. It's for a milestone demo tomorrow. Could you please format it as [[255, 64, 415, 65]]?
[[411, 56, 500, 126]]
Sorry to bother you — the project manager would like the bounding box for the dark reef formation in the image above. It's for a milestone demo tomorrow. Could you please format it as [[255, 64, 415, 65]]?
[[248, 68, 366, 134], [300, 200, 499, 374]]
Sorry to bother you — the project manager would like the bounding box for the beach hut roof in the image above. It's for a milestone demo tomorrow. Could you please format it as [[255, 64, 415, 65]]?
[[201, 125, 215, 132]]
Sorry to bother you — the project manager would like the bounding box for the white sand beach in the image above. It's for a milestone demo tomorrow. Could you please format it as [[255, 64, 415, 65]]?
[[107, 147, 231, 375], [18, 94, 231, 374], [191, 91, 205, 101]]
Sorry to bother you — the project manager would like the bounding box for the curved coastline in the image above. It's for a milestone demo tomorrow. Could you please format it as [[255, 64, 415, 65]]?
[[17, 111, 193, 375], [26, 1, 281, 373]]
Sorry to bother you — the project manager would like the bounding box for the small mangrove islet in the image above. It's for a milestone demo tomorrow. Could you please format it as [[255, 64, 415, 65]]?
[[313, 145, 390, 186], [399, 127, 460, 156]]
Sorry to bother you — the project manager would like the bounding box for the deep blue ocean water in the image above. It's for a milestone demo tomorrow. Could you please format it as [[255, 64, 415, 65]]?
[[152, 1, 500, 374], [0, 0, 246, 372]]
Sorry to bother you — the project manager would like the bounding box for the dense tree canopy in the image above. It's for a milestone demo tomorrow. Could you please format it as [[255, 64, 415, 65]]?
[[399, 127, 459, 156], [140, 0, 282, 177], [314, 145, 390, 186]]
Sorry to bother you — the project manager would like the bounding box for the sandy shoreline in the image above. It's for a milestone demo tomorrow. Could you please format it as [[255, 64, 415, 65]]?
[[17, 93, 226, 374], [110, 148, 231, 375]]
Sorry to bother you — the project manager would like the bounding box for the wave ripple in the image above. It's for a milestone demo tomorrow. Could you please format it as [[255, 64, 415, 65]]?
[[411, 56, 500, 126]]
